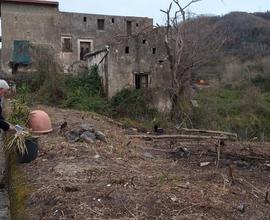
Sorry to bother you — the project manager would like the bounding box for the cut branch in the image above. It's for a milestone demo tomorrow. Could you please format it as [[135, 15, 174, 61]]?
[[128, 134, 237, 141]]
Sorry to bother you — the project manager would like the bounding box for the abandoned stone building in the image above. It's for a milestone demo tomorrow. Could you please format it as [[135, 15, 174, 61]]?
[[0, 0, 172, 111]]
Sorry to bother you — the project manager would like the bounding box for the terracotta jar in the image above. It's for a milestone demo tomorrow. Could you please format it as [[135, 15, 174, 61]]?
[[28, 110, 53, 134]]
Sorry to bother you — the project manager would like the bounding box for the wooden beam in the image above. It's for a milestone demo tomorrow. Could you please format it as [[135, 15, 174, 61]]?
[[177, 128, 237, 138], [128, 134, 237, 141]]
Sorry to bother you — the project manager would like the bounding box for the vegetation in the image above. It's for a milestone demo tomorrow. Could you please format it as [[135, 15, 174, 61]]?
[[63, 66, 111, 115], [6, 152, 30, 220], [192, 85, 270, 139], [10, 11, 270, 137]]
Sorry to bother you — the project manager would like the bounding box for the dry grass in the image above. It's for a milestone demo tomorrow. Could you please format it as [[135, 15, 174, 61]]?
[[18, 105, 270, 219]]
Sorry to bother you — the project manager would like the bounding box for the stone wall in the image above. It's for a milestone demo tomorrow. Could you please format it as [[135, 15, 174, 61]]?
[[1, 2, 59, 73]]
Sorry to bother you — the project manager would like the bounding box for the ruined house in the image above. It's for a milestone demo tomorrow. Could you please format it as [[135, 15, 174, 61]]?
[[0, 0, 172, 111]]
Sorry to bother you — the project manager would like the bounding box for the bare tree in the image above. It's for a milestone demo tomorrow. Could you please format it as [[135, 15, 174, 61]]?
[[161, 0, 221, 121]]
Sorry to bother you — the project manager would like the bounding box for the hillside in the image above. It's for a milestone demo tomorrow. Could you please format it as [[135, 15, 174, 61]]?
[[214, 12, 270, 60]]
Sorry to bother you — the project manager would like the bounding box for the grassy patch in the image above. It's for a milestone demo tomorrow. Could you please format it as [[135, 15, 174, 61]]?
[[6, 151, 30, 220], [193, 86, 270, 139]]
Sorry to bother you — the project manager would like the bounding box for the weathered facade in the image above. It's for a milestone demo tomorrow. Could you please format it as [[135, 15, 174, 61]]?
[[0, 0, 172, 111], [0, 0, 153, 72]]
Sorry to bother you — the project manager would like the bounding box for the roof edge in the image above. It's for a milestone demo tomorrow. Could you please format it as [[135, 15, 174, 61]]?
[[1, 0, 59, 7]]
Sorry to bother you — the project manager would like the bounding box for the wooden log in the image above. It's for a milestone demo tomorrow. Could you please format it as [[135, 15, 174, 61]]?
[[128, 134, 237, 141], [177, 128, 237, 138]]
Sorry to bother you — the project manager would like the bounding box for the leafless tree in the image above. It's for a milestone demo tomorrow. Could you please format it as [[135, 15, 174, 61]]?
[[160, 0, 222, 121]]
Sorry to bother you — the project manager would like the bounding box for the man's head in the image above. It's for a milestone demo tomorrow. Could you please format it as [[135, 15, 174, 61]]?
[[0, 80, 10, 97]]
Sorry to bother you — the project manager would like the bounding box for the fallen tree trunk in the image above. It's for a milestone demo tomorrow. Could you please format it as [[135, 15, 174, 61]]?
[[177, 128, 237, 138], [128, 134, 237, 141]]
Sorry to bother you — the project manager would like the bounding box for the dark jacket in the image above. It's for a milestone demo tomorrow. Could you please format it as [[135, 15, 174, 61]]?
[[0, 98, 10, 131]]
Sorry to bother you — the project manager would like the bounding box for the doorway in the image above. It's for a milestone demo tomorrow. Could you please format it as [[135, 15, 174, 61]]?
[[78, 40, 92, 61]]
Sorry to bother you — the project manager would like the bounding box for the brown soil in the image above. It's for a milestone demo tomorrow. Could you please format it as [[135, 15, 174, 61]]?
[[20, 106, 270, 219]]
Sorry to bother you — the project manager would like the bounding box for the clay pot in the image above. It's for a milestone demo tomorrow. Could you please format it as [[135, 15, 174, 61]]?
[[28, 110, 53, 134]]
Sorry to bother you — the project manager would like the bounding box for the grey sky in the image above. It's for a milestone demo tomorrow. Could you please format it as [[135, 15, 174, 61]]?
[[59, 0, 270, 24]]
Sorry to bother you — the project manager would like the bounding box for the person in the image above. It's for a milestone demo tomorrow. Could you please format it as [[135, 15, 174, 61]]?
[[0, 80, 13, 131]]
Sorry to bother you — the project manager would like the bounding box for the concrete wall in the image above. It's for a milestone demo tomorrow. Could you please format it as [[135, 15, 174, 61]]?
[[1, 2, 59, 73], [0, 2, 153, 74], [0, 1, 172, 111], [107, 28, 172, 97], [58, 12, 153, 71]]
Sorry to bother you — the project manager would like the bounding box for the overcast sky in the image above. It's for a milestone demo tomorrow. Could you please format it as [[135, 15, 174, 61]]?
[[58, 0, 270, 24]]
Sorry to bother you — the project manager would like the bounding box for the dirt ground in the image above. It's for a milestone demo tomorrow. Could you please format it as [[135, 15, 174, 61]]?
[[20, 105, 270, 219]]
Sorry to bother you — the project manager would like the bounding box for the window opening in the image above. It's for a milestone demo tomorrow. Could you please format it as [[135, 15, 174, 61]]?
[[79, 41, 91, 60], [135, 74, 149, 89], [126, 21, 132, 35], [112, 18, 115, 23], [83, 17, 87, 22], [97, 19, 105, 30], [61, 37, 72, 52], [152, 48, 156, 54], [125, 46, 130, 54], [142, 39, 146, 44]]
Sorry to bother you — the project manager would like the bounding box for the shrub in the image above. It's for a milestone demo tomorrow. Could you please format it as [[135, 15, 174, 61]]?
[[63, 65, 111, 115], [192, 86, 270, 139], [65, 65, 104, 97], [111, 88, 158, 121], [8, 99, 30, 126]]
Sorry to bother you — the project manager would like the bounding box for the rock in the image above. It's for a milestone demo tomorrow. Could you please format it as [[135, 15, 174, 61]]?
[[200, 162, 211, 167], [70, 127, 84, 136], [95, 131, 107, 142], [237, 203, 245, 213], [143, 152, 154, 159], [65, 132, 80, 142], [170, 195, 178, 202], [169, 147, 190, 159], [80, 131, 96, 144], [80, 124, 95, 132], [177, 181, 190, 189], [94, 154, 100, 159]]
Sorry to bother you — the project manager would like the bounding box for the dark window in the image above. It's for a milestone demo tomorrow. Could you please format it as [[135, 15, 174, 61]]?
[[126, 21, 132, 35], [79, 41, 91, 61], [97, 19, 105, 30], [136, 23, 139, 27], [62, 37, 72, 52], [83, 17, 87, 22], [142, 39, 146, 44], [152, 48, 156, 54], [135, 74, 149, 89], [112, 18, 115, 23], [125, 46, 130, 54]]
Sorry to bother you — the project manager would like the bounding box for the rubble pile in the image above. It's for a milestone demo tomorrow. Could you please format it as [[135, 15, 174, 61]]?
[[65, 123, 107, 143]]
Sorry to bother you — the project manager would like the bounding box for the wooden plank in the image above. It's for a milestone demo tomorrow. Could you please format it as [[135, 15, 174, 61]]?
[[128, 134, 237, 141], [177, 128, 237, 138]]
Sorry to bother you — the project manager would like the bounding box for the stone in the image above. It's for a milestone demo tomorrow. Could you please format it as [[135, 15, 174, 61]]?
[[200, 162, 211, 167], [79, 124, 95, 132], [70, 128, 84, 136], [237, 203, 245, 213], [80, 131, 96, 144], [65, 132, 80, 142], [95, 131, 107, 143], [143, 152, 154, 159]]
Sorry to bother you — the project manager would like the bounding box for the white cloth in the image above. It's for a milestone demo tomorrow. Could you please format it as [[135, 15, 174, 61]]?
[[0, 80, 9, 90]]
